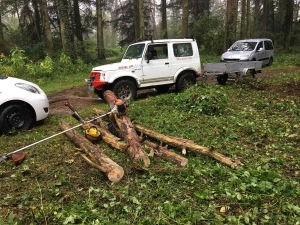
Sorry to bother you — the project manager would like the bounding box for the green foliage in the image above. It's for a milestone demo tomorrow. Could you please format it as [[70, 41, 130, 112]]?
[[191, 14, 225, 54], [1, 56, 300, 224], [173, 84, 228, 116]]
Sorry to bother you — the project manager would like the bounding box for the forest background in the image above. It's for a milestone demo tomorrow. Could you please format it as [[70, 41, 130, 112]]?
[[0, 0, 299, 70]]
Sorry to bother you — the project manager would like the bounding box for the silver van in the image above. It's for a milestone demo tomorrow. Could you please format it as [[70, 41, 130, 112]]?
[[221, 38, 274, 66]]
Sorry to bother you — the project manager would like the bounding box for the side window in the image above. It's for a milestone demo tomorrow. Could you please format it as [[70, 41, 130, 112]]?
[[264, 41, 273, 50], [173, 43, 193, 57], [146, 44, 168, 60], [256, 42, 263, 51]]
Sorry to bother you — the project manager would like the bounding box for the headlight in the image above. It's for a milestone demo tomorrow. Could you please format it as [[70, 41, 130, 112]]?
[[15, 83, 40, 94]]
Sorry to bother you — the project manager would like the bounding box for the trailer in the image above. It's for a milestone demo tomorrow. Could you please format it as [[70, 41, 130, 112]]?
[[203, 61, 263, 84]]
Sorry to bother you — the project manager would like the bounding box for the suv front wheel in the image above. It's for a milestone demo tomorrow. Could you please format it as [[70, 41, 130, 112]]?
[[176, 72, 196, 92], [112, 79, 137, 101]]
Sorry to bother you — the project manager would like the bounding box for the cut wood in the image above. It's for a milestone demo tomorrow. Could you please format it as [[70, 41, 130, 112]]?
[[88, 110, 189, 167], [143, 140, 188, 167], [82, 122, 127, 152], [103, 90, 150, 168], [134, 124, 244, 169], [59, 121, 124, 182]]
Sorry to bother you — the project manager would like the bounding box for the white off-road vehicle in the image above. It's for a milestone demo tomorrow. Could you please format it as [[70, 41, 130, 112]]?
[[86, 38, 201, 100]]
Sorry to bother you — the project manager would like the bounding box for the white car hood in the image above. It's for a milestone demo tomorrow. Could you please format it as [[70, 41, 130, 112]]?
[[222, 51, 250, 59], [0, 76, 47, 103]]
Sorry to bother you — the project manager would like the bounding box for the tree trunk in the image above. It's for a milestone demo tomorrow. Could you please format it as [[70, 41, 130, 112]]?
[[41, 0, 55, 57], [92, 108, 188, 166], [73, 0, 84, 53], [240, 0, 246, 39], [138, 0, 145, 39], [134, 124, 244, 169], [182, 0, 189, 38], [161, 0, 168, 38], [96, 0, 105, 60], [0, 12, 7, 55], [59, 121, 124, 182], [58, 0, 76, 59], [82, 122, 128, 152], [134, 0, 140, 40], [246, 0, 250, 37], [283, 0, 293, 49], [144, 140, 188, 167], [103, 91, 150, 168]]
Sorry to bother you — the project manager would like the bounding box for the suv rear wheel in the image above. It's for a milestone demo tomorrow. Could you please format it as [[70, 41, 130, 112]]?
[[176, 72, 196, 92], [112, 80, 137, 101]]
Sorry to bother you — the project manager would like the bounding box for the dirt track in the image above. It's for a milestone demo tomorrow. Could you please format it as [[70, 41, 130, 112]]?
[[48, 67, 300, 115]]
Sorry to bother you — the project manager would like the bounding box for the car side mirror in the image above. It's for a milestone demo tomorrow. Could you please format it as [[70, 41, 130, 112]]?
[[257, 47, 263, 52], [146, 52, 152, 63]]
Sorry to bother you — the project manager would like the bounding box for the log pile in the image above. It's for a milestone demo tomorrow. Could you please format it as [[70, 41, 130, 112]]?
[[60, 90, 244, 182]]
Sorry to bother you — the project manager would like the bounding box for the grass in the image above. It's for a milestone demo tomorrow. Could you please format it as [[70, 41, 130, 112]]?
[[1, 58, 300, 224]]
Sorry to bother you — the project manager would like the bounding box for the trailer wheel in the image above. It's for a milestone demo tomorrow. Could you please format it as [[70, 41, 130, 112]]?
[[217, 73, 228, 85], [176, 72, 196, 92], [112, 79, 137, 101]]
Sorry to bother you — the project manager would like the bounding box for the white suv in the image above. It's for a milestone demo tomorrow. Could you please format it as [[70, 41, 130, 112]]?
[[87, 39, 201, 100], [221, 38, 274, 66]]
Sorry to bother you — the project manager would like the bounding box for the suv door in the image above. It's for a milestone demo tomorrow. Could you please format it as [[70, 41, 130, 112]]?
[[141, 43, 171, 85]]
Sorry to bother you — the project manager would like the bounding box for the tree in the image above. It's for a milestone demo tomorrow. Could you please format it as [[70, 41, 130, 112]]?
[[240, 0, 246, 39], [182, 0, 188, 37], [0, 14, 6, 55], [161, 0, 168, 38], [96, 0, 105, 60], [138, 0, 145, 39], [283, 0, 294, 49], [73, 0, 84, 52], [57, 0, 76, 58], [41, 0, 55, 57]]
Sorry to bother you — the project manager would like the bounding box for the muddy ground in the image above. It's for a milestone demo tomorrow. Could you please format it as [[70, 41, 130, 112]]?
[[48, 67, 300, 115]]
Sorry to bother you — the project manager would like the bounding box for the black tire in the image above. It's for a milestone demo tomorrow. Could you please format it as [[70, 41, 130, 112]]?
[[112, 80, 137, 101], [0, 104, 34, 134], [176, 73, 196, 92], [155, 85, 170, 93], [95, 89, 104, 100], [267, 57, 273, 66], [217, 73, 228, 85]]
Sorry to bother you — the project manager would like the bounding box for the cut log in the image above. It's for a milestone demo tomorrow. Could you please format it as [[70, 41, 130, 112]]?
[[82, 122, 127, 152], [143, 140, 188, 167], [134, 124, 244, 169], [59, 121, 124, 182], [87, 112, 189, 167], [103, 90, 150, 168]]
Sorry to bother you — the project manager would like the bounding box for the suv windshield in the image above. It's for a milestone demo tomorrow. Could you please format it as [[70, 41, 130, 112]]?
[[230, 42, 257, 51], [123, 43, 145, 59]]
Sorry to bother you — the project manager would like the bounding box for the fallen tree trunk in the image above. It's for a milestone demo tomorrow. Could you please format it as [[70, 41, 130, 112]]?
[[134, 124, 244, 169], [85, 114, 189, 167], [143, 140, 188, 167], [59, 121, 124, 182], [82, 122, 127, 152], [103, 90, 150, 169]]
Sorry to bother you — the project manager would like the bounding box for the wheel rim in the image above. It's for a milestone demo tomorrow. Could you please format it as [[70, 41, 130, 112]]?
[[182, 77, 194, 90], [8, 112, 25, 128], [117, 84, 132, 100]]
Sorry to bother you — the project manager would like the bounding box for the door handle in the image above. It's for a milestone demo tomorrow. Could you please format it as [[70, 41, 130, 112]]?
[[165, 62, 169, 65]]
